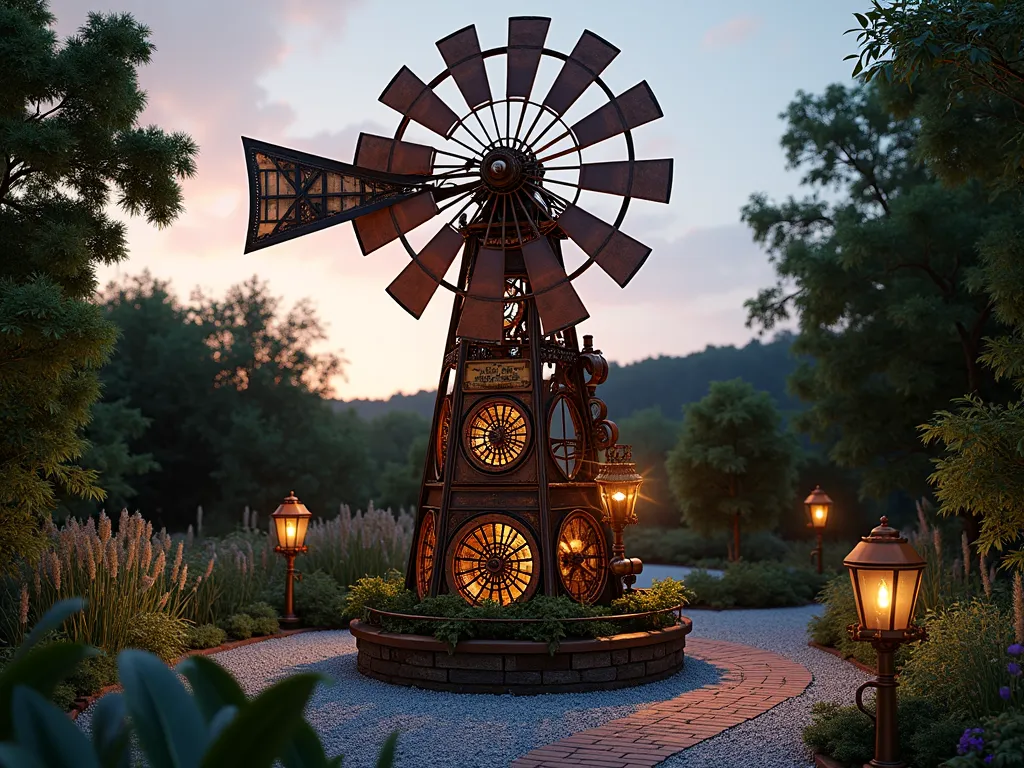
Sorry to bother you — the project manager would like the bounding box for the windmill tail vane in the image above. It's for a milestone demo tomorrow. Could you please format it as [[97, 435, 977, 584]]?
[[241, 16, 672, 607]]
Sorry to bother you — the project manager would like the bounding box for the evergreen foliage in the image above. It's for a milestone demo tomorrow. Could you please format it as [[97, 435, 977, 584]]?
[[0, 0, 196, 571], [665, 379, 799, 560]]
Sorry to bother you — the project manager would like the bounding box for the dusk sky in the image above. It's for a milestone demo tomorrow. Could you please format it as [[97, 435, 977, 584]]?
[[54, 0, 862, 400]]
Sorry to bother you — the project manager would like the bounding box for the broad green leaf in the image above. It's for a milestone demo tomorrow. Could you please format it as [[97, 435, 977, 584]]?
[[374, 732, 398, 768], [200, 673, 324, 768], [12, 599, 86, 662], [176, 656, 246, 723], [0, 743, 49, 768], [281, 721, 331, 768], [90, 692, 130, 768], [0, 643, 98, 740], [207, 705, 238, 743], [854, 12, 868, 27], [11, 687, 100, 768], [117, 650, 207, 768]]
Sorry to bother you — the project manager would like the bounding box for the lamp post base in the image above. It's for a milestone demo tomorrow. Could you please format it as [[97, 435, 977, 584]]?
[[854, 641, 904, 768]]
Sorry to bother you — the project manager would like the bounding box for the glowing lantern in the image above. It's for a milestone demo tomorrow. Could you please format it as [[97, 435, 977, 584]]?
[[270, 491, 313, 624]]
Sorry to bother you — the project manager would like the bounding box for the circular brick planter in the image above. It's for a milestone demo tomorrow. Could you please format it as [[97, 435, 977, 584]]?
[[348, 617, 693, 694]]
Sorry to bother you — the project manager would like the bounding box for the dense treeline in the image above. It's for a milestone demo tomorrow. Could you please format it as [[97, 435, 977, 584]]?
[[69, 273, 429, 534]]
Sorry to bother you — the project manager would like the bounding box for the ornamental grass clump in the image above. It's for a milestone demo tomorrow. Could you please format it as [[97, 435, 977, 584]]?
[[15, 511, 199, 654]]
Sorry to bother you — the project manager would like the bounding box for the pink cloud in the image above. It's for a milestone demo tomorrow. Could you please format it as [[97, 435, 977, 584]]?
[[701, 16, 762, 49]]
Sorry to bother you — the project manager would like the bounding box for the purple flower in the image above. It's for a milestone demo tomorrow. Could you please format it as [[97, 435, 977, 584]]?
[[1000, 685, 1012, 701], [1009, 643, 1024, 656], [958, 727, 986, 755], [1009, 662, 1022, 677], [985, 756, 993, 764]]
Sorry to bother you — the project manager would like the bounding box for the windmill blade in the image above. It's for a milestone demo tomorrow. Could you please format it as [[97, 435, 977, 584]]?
[[436, 24, 491, 111], [542, 30, 619, 117], [456, 247, 505, 341], [557, 204, 651, 288], [386, 225, 465, 318], [506, 16, 550, 101], [380, 66, 460, 138], [353, 191, 439, 255], [568, 82, 663, 153], [579, 159, 673, 203], [242, 136, 427, 254], [521, 238, 589, 334], [355, 133, 436, 175]]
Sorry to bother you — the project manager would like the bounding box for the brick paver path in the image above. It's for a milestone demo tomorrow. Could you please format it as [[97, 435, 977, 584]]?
[[511, 638, 812, 768]]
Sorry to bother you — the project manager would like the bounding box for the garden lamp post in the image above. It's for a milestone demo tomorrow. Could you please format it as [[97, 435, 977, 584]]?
[[595, 444, 644, 592], [845, 517, 927, 768], [805, 485, 832, 574], [270, 491, 312, 625]]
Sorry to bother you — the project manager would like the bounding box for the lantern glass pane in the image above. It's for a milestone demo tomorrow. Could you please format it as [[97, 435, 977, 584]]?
[[810, 504, 829, 528], [273, 515, 288, 548], [893, 568, 922, 631], [294, 516, 310, 549], [854, 568, 897, 630]]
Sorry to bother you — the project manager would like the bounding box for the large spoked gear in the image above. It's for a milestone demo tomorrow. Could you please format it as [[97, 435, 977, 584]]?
[[242, 17, 672, 342]]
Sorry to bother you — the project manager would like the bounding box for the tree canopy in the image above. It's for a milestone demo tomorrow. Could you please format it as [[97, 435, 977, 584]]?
[[666, 379, 799, 561], [744, 81, 1014, 505], [851, 0, 1024, 569], [0, 0, 196, 571]]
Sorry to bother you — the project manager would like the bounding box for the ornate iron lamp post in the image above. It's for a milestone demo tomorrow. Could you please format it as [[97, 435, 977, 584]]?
[[595, 445, 644, 592], [805, 485, 833, 574], [845, 517, 927, 768], [270, 491, 312, 625]]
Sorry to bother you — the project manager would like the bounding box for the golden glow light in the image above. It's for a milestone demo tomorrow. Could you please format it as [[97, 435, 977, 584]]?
[[877, 578, 890, 610], [612, 491, 626, 502], [814, 507, 825, 520]]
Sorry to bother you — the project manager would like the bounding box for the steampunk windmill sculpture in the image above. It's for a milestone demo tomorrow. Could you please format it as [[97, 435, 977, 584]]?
[[241, 17, 672, 607]]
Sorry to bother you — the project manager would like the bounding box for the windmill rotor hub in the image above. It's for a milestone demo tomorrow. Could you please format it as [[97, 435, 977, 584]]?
[[480, 147, 528, 192]]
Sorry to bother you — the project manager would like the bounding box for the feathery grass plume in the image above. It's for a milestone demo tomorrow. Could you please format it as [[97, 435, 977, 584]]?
[[980, 552, 992, 598], [49, 551, 61, 592], [86, 546, 97, 582], [153, 549, 167, 579], [1014, 572, 1023, 645], [141, 575, 155, 592], [251, 510, 258, 531], [33, 566, 40, 599], [170, 540, 183, 585], [243, 506, 250, 532], [106, 537, 119, 580], [204, 557, 214, 580], [197, 505, 204, 537], [99, 512, 112, 544], [933, 528, 943, 566], [186, 524, 194, 547], [141, 539, 153, 572], [158, 592, 170, 610], [178, 563, 188, 592], [952, 558, 962, 581], [961, 532, 971, 581], [19, 584, 28, 626], [162, 530, 172, 552]]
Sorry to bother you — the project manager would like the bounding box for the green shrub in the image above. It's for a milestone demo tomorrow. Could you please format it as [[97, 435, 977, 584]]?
[[808, 574, 878, 668], [627, 527, 793, 567], [0, 598, 398, 767], [295, 570, 348, 628], [686, 563, 826, 609], [185, 623, 227, 650], [900, 600, 1014, 719], [348, 575, 693, 651], [221, 613, 255, 640], [944, 709, 1024, 767], [251, 616, 279, 636], [242, 602, 278, 620], [802, 697, 967, 768], [125, 612, 189, 663], [343, 569, 416, 620]]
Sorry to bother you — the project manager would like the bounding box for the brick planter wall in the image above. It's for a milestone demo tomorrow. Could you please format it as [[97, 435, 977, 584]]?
[[349, 617, 692, 694]]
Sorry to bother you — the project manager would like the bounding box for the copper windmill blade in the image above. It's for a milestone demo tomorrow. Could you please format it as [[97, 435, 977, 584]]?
[[557, 204, 651, 288], [506, 16, 550, 100], [456, 247, 505, 341], [521, 237, 589, 334], [242, 137, 431, 254], [380, 66, 460, 138], [355, 133, 436, 175], [436, 24, 491, 111], [541, 30, 619, 117], [352, 191, 439, 256], [385, 225, 465, 318], [566, 81, 663, 153], [579, 158, 673, 203]]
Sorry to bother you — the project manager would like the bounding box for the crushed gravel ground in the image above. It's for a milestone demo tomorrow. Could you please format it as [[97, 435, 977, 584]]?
[[77, 605, 869, 768]]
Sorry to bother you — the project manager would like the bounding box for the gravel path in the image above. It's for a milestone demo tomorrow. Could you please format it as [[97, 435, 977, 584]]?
[[77, 605, 868, 768], [662, 605, 871, 768]]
